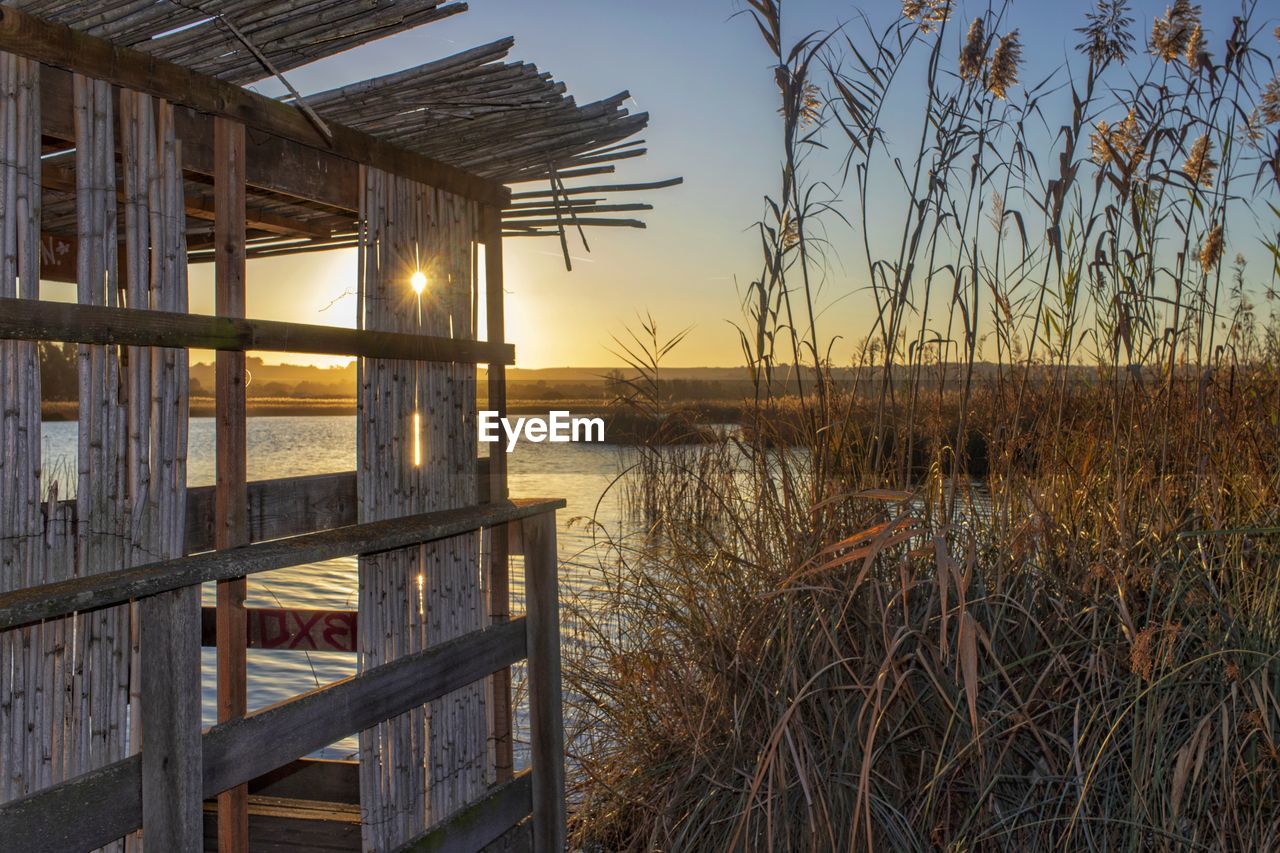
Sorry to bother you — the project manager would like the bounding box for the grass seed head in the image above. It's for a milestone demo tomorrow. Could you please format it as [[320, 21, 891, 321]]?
[[902, 0, 950, 33], [1262, 76, 1280, 125], [987, 30, 1022, 99], [1200, 223, 1224, 272], [1183, 134, 1217, 187], [960, 18, 987, 81], [1077, 0, 1136, 66], [1151, 0, 1201, 62]]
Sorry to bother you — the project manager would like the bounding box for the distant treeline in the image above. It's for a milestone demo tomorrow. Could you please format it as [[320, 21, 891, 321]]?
[[39, 342, 1192, 407]]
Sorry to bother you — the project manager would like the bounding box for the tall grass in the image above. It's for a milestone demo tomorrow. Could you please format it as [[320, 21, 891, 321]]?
[[565, 1, 1280, 849]]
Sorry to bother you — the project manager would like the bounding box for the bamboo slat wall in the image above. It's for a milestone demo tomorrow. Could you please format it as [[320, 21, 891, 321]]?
[[356, 167, 485, 849], [0, 51, 188, 851]]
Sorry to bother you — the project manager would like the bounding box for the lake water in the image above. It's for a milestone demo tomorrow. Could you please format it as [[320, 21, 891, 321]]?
[[39, 415, 627, 759]]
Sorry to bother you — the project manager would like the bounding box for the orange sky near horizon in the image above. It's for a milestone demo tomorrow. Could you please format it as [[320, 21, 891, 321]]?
[[41, 238, 612, 371]]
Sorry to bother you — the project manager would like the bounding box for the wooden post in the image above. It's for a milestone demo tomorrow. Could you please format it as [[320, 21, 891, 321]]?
[[522, 511, 565, 852], [483, 204, 516, 782], [140, 587, 203, 850], [214, 116, 249, 853]]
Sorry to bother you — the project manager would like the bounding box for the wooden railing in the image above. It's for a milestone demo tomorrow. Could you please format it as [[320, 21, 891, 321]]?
[[0, 498, 566, 852]]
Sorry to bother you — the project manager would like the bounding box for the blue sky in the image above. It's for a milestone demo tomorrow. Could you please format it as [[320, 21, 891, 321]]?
[[202, 0, 1277, 368]]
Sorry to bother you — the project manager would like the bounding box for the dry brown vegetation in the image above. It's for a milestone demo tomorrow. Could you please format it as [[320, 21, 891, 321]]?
[[565, 1, 1280, 849]]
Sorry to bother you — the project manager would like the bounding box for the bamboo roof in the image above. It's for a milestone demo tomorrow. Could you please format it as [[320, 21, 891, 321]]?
[[18, 0, 679, 256]]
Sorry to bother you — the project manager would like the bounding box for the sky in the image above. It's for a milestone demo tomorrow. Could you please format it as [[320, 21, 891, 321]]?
[[202, 0, 790, 369], [50, 1, 1277, 368]]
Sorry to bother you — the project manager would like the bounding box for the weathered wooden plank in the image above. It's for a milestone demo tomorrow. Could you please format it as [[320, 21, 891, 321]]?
[[140, 587, 204, 851], [40, 465, 488, 556], [0, 4, 508, 206], [483, 203, 516, 783], [215, 114, 251, 853], [0, 297, 516, 364], [246, 759, 359, 804], [395, 772, 532, 853], [41, 158, 335, 238], [1, 618, 528, 852], [522, 513, 566, 853], [201, 606, 358, 653], [481, 818, 533, 853], [202, 797, 362, 853], [0, 499, 564, 629], [202, 619, 527, 799], [0, 753, 141, 853], [185, 471, 364, 553]]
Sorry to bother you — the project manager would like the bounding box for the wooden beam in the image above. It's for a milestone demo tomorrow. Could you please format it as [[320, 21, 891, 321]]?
[[522, 513, 566, 853], [182, 193, 334, 239], [0, 4, 508, 207], [45, 465, 491, 555], [214, 116, 250, 853], [0, 298, 516, 364], [396, 772, 533, 853], [0, 499, 566, 629], [40, 159, 334, 238], [0, 755, 142, 853], [39, 66, 359, 212], [483, 205, 515, 783], [140, 588, 204, 851], [185, 471, 364, 554]]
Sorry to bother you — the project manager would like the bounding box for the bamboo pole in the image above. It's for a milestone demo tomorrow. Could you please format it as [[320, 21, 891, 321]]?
[[138, 93, 199, 853], [0, 50, 45, 813]]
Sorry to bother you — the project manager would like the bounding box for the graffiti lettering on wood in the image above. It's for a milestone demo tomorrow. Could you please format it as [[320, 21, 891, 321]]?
[[40, 233, 76, 282], [200, 606, 358, 652]]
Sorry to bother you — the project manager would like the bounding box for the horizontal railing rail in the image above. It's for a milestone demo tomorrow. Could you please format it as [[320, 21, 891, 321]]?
[[0, 498, 560, 630], [394, 771, 534, 853], [44, 466, 498, 556], [0, 297, 515, 363]]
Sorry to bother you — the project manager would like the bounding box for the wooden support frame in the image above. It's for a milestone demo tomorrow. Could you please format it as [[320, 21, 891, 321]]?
[[214, 115, 250, 853], [139, 587, 204, 850], [38, 63, 361, 212], [0, 9, 582, 844], [0, 617, 530, 852], [522, 513, 566, 852], [0, 297, 515, 364], [40, 159, 335, 239], [42, 465, 495, 557], [482, 204, 517, 783]]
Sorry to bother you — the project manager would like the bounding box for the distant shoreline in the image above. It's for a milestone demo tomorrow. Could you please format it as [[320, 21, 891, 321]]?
[[41, 398, 616, 421]]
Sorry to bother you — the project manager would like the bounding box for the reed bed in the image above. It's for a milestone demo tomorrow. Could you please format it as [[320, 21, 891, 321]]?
[[564, 1, 1280, 849]]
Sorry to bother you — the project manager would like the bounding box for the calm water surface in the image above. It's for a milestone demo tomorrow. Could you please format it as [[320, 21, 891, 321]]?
[[40, 415, 627, 758]]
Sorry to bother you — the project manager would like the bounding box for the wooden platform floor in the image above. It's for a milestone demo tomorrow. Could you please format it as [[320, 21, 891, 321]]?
[[203, 796, 361, 852], [198, 759, 532, 852]]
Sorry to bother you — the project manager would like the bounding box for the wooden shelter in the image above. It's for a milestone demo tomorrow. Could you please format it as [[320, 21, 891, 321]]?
[[0, 2, 672, 850]]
